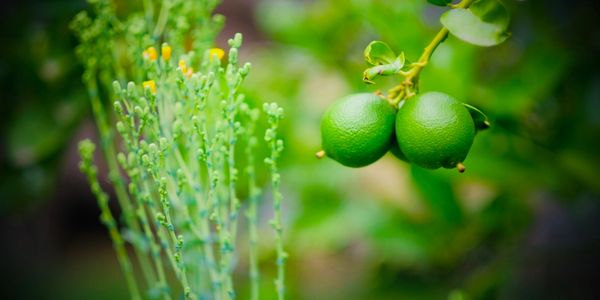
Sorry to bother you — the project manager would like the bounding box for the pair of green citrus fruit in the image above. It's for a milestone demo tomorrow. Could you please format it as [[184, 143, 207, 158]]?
[[320, 92, 484, 172]]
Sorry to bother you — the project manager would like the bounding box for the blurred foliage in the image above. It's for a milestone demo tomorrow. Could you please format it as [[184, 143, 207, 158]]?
[[0, 0, 87, 212], [1, 0, 600, 299]]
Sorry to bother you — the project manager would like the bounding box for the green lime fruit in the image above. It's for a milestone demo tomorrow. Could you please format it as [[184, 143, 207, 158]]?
[[321, 93, 396, 167], [395, 91, 475, 170]]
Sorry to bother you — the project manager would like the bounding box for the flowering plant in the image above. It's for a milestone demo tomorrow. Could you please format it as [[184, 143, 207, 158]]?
[[72, 1, 286, 299]]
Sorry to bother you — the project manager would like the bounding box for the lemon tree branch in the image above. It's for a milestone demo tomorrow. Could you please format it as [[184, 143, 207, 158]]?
[[389, 0, 475, 105]]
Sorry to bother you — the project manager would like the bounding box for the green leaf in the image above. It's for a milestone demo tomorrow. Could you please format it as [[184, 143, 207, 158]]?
[[427, 0, 452, 7], [8, 107, 70, 167], [440, 0, 510, 47], [463, 103, 491, 131], [364, 41, 397, 65], [363, 53, 405, 84]]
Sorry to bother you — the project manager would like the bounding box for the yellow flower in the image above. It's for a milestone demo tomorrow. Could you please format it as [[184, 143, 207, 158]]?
[[143, 80, 156, 94], [161, 43, 172, 61], [209, 48, 225, 61], [143, 46, 158, 61], [178, 59, 187, 74]]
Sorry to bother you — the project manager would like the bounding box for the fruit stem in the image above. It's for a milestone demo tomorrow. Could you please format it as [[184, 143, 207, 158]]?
[[315, 150, 326, 159], [388, 0, 475, 107], [457, 162, 466, 173]]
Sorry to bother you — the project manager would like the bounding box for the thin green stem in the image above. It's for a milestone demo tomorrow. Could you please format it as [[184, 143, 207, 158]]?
[[389, 0, 475, 105], [248, 191, 259, 300], [264, 103, 286, 300], [143, 0, 155, 31], [153, 0, 170, 39], [79, 141, 142, 300], [173, 148, 221, 293], [245, 113, 260, 300], [86, 76, 158, 292], [126, 154, 172, 300]]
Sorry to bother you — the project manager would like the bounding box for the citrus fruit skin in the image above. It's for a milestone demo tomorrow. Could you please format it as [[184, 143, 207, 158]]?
[[395, 91, 475, 169], [321, 93, 396, 167]]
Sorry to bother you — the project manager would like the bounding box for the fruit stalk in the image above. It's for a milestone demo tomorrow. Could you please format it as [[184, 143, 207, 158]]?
[[389, 0, 476, 105]]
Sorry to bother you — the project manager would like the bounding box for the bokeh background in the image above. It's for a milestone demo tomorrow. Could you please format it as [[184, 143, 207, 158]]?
[[2, 0, 600, 299]]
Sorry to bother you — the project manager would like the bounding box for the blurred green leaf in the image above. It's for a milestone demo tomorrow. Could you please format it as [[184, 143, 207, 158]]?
[[463, 103, 491, 131], [7, 108, 66, 167], [428, 0, 452, 7], [478, 38, 569, 116], [441, 0, 510, 47]]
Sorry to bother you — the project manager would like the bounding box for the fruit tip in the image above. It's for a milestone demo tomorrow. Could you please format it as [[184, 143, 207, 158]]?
[[315, 150, 326, 159], [457, 162, 465, 173]]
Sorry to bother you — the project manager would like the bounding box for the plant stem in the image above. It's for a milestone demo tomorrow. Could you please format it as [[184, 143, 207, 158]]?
[[264, 104, 286, 300], [143, 0, 155, 31], [389, 0, 475, 105], [244, 113, 260, 300], [153, 0, 170, 39], [86, 75, 158, 293], [78, 140, 142, 300], [400, 27, 448, 94], [173, 147, 221, 291]]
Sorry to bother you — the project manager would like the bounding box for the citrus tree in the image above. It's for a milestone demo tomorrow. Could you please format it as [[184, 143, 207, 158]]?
[[319, 0, 508, 173]]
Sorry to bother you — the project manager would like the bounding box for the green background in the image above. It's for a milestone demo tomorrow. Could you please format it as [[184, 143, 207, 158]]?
[[1, 0, 600, 299]]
